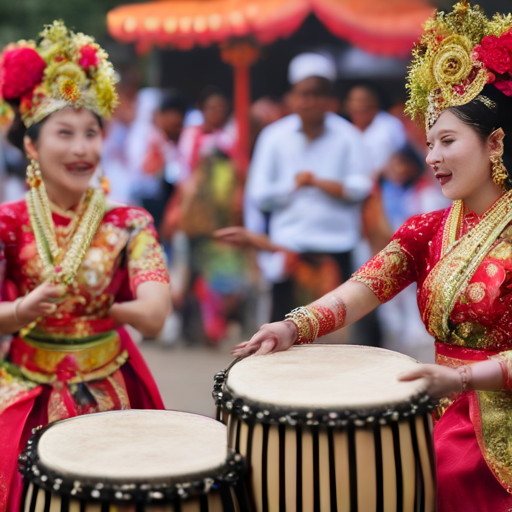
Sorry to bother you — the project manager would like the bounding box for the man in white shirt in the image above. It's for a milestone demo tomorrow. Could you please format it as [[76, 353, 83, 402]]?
[[245, 53, 373, 322]]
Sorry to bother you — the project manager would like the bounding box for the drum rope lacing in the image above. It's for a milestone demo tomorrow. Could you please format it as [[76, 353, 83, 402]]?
[[19, 424, 246, 504], [213, 359, 438, 428]]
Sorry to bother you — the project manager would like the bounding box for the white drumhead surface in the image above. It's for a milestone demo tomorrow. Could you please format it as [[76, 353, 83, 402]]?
[[228, 345, 427, 409], [38, 410, 228, 480]]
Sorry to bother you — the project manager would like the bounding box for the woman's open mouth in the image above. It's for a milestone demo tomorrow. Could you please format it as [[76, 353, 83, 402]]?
[[435, 172, 452, 186], [64, 162, 95, 175]]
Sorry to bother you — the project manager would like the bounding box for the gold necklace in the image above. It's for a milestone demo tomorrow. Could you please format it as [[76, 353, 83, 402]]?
[[26, 178, 106, 285], [424, 190, 512, 340]]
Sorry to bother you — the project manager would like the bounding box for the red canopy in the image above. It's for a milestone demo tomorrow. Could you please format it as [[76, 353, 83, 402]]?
[[107, 0, 435, 169], [108, 0, 434, 56]]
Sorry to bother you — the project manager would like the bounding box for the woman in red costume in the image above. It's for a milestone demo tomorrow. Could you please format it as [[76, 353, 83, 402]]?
[[0, 22, 170, 510], [233, 3, 512, 511]]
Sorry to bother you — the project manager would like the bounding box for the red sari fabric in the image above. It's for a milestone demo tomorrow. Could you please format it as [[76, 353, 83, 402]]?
[[0, 199, 169, 511], [435, 395, 512, 512], [351, 201, 512, 510]]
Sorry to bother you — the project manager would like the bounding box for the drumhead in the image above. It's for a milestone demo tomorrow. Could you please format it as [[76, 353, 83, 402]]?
[[37, 410, 228, 481], [226, 345, 427, 410]]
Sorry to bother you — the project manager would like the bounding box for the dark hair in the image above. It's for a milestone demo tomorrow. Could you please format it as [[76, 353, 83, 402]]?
[[159, 94, 187, 116], [197, 85, 228, 110], [449, 83, 512, 185], [394, 144, 425, 174], [347, 81, 382, 108], [7, 106, 103, 153]]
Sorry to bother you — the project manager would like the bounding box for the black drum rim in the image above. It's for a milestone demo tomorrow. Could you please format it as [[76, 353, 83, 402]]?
[[212, 358, 438, 428], [19, 419, 246, 504]]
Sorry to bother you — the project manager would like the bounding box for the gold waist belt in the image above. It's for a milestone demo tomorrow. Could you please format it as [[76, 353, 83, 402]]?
[[10, 331, 128, 384]]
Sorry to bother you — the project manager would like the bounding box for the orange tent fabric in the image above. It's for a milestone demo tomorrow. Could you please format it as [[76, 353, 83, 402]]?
[[107, 0, 435, 57]]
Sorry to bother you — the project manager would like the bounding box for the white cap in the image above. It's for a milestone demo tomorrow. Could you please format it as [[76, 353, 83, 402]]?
[[288, 53, 337, 85]]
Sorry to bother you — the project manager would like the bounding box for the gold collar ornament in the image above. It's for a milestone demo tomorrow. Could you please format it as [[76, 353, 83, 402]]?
[[26, 161, 106, 286], [0, 21, 118, 128], [406, 2, 512, 131]]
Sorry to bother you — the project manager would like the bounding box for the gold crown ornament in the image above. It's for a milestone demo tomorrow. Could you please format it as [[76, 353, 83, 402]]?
[[406, 1, 512, 130], [0, 21, 118, 128]]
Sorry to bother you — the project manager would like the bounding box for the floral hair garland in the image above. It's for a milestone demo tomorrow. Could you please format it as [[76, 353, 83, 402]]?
[[406, 2, 512, 130], [0, 21, 118, 128]]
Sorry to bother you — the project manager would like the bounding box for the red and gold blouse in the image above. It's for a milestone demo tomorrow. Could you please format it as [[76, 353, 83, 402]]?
[[352, 200, 512, 352], [0, 198, 169, 340]]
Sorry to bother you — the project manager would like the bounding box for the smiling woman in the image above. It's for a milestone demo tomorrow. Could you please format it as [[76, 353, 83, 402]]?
[[231, 3, 512, 511], [0, 22, 171, 511]]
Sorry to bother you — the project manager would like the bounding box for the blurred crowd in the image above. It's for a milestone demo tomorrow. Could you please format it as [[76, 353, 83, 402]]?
[[0, 52, 449, 357]]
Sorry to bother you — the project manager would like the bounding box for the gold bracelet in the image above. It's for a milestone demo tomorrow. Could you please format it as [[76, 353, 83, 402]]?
[[285, 306, 320, 344], [13, 297, 24, 325], [458, 365, 472, 393]]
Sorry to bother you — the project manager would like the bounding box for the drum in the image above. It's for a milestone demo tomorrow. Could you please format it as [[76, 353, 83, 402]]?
[[213, 345, 436, 512], [19, 410, 250, 512]]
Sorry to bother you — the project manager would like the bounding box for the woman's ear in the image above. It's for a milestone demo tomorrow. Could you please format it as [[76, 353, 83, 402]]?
[[23, 135, 38, 161], [489, 128, 505, 159]]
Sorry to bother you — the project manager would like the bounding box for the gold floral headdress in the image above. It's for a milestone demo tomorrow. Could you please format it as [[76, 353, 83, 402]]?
[[406, 2, 512, 130], [0, 21, 118, 127]]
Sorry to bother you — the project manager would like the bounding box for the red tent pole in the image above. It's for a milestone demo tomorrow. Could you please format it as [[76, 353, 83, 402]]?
[[234, 63, 251, 172], [221, 41, 260, 174]]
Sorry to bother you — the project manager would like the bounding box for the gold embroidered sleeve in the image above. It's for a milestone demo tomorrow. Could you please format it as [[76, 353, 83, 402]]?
[[127, 224, 170, 293], [350, 238, 414, 303]]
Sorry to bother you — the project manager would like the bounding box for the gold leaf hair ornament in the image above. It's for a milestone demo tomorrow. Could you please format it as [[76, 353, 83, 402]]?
[[406, 2, 512, 130], [0, 21, 118, 128]]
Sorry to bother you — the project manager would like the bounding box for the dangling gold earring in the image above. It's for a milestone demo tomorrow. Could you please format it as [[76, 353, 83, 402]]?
[[491, 154, 509, 189], [98, 167, 110, 195], [26, 159, 42, 189], [490, 128, 509, 190]]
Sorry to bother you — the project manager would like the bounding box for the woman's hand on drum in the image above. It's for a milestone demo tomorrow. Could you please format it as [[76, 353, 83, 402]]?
[[16, 282, 66, 324], [231, 321, 297, 357], [398, 364, 462, 400]]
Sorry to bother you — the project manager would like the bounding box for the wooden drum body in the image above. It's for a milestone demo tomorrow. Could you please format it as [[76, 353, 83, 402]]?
[[19, 410, 249, 512], [213, 345, 436, 512]]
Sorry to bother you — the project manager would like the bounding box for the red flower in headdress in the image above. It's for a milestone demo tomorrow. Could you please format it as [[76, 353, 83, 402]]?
[[474, 30, 512, 76], [0, 46, 46, 101], [78, 45, 99, 70]]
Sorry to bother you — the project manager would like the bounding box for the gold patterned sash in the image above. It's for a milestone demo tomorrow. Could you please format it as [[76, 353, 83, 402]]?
[[426, 192, 512, 492], [423, 191, 512, 341]]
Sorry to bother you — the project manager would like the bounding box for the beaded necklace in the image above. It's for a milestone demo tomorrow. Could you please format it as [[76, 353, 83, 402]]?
[[423, 190, 512, 341], [26, 164, 106, 285]]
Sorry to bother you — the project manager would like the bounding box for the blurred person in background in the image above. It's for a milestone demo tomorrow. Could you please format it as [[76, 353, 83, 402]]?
[[345, 83, 407, 176], [0, 102, 27, 203], [249, 96, 287, 154], [142, 93, 189, 231], [245, 53, 373, 326], [101, 83, 137, 205], [363, 145, 449, 359], [389, 97, 431, 159], [179, 86, 237, 170], [345, 83, 408, 346], [163, 86, 248, 345], [124, 88, 163, 208]]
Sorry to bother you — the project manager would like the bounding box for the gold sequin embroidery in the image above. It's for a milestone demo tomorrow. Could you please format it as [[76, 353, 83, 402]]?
[[466, 282, 486, 303]]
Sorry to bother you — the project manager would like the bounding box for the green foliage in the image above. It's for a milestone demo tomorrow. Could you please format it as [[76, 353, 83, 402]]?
[[0, 0, 141, 47]]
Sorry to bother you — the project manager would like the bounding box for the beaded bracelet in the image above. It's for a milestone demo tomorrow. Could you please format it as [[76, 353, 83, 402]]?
[[285, 307, 320, 344], [458, 365, 472, 393]]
